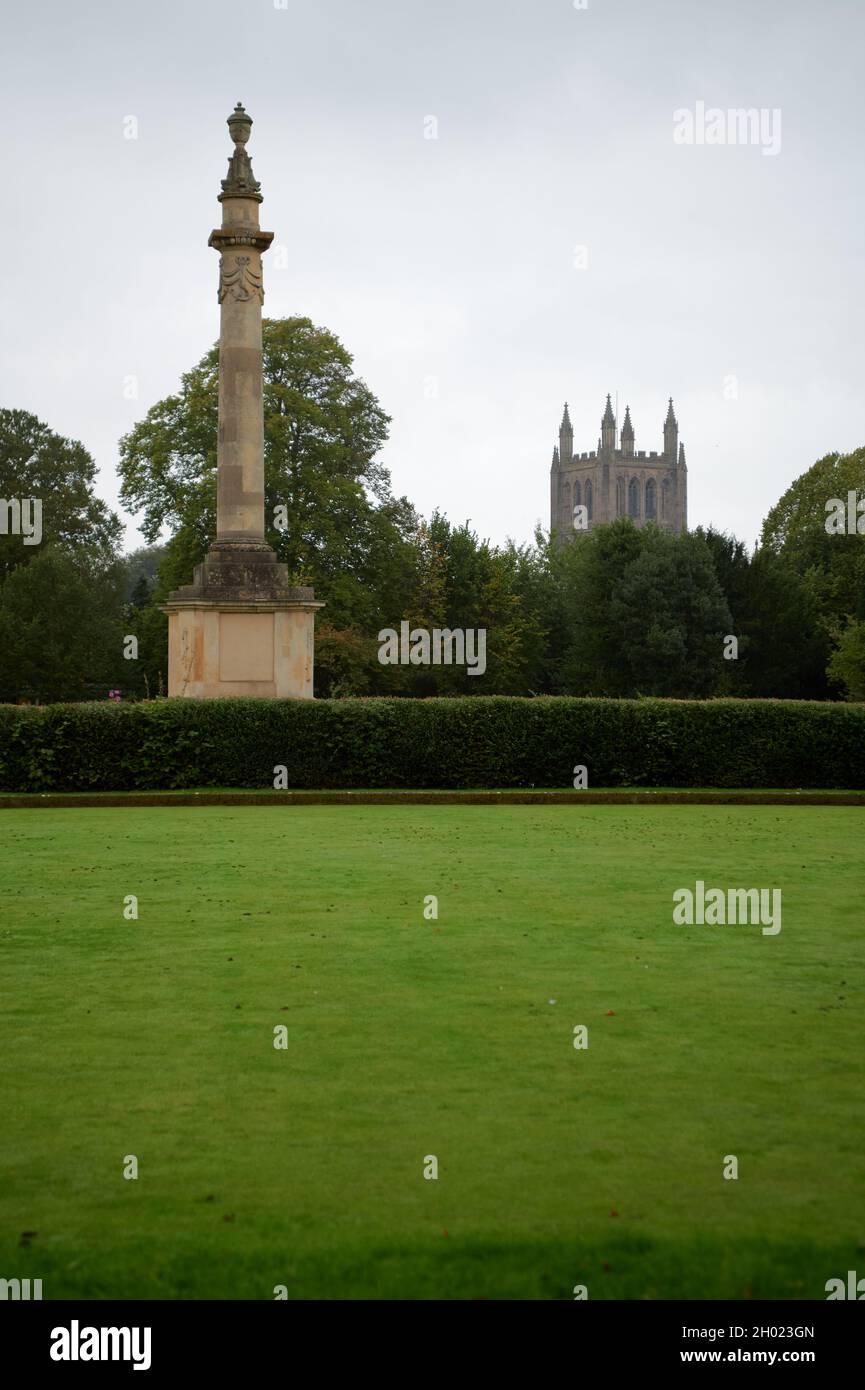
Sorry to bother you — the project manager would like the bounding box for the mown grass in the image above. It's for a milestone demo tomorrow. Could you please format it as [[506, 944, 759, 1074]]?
[[1, 806, 862, 1299]]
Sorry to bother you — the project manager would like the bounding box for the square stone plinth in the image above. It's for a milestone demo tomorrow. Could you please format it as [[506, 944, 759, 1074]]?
[[165, 602, 321, 698]]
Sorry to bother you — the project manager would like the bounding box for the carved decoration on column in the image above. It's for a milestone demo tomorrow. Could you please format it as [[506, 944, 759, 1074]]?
[[218, 255, 263, 304]]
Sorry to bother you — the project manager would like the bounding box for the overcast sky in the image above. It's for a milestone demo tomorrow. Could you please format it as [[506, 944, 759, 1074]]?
[[3, 0, 863, 553]]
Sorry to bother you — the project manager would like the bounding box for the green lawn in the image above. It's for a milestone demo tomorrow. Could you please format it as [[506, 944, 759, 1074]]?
[[1, 805, 862, 1300]]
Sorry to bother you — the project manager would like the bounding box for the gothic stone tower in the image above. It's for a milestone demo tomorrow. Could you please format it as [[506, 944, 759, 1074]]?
[[550, 395, 687, 541]]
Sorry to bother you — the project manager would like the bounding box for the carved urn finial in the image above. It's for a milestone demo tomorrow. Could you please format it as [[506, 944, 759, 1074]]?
[[219, 100, 262, 203], [227, 102, 252, 148]]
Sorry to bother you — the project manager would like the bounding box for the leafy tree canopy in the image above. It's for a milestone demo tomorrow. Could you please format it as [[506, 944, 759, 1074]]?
[[118, 317, 415, 630], [0, 548, 126, 703], [0, 408, 122, 581], [761, 446, 865, 628], [828, 618, 865, 701]]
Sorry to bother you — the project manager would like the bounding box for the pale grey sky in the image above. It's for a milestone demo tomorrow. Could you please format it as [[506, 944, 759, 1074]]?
[[2, 0, 863, 551]]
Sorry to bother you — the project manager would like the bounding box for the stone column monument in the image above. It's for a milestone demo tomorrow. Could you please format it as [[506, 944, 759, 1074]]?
[[164, 103, 323, 698]]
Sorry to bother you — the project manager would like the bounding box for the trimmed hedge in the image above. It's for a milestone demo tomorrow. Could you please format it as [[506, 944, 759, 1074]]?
[[0, 696, 863, 792]]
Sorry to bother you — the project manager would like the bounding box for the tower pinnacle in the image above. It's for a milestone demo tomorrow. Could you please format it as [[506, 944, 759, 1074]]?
[[601, 393, 616, 452], [664, 396, 678, 460], [621, 404, 634, 457], [558, 401, 573, 464]]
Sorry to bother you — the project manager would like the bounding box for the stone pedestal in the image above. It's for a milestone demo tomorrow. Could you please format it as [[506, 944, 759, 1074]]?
[[164, 102, 323, 699], [166, 544, 323, 698]]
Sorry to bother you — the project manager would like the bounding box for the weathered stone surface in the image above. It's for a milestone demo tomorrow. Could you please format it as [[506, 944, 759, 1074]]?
[[550, 395, 688, 542], [165, 601, 321, 699], [219, 102, 263, 203], [167, 544, 315, 605], [163, 103, 323, 699]]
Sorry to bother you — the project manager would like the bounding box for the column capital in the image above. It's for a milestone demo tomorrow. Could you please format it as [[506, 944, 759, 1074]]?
[[208, 228, 274, 253]]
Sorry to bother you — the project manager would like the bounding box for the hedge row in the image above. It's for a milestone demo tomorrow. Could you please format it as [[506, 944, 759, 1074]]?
[[0, 696, 863, 792]]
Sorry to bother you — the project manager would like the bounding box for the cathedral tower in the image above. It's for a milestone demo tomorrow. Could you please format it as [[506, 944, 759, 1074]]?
[[550, 393, 688, 540]]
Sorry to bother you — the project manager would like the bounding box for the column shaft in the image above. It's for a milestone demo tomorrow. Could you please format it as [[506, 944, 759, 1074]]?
[[215, 238, 266, 542]]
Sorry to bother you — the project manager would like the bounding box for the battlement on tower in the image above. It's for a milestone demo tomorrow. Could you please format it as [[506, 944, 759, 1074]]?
[[551, 393, 688, 541]]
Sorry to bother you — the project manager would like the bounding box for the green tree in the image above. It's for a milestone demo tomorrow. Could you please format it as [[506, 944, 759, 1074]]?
[[122, 544, 166, 603], [742, 547, 829, 699], [553, 519, 646, 694], [827, 618, 865, 700], [697, 528, 752, 693], [699, 527, 829, 698], [118, 317, 415, 633], [607, 528, 731, 697], [0, 408, 122, 581], [761, 446, 865, 630], [0, 410, 126, 702], [0, 548, 126, 703], [390, 514, 546, 695]]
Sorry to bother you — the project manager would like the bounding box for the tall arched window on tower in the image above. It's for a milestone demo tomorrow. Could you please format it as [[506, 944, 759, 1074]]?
[[560, 478, 571, 526], [616, 476, 625, 517], [628, 477, 639, 518], [661, 477, 671, 521], [645, 477, 657, 520], [573, 479, 582, 509], [585, 479, 593, 520]]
